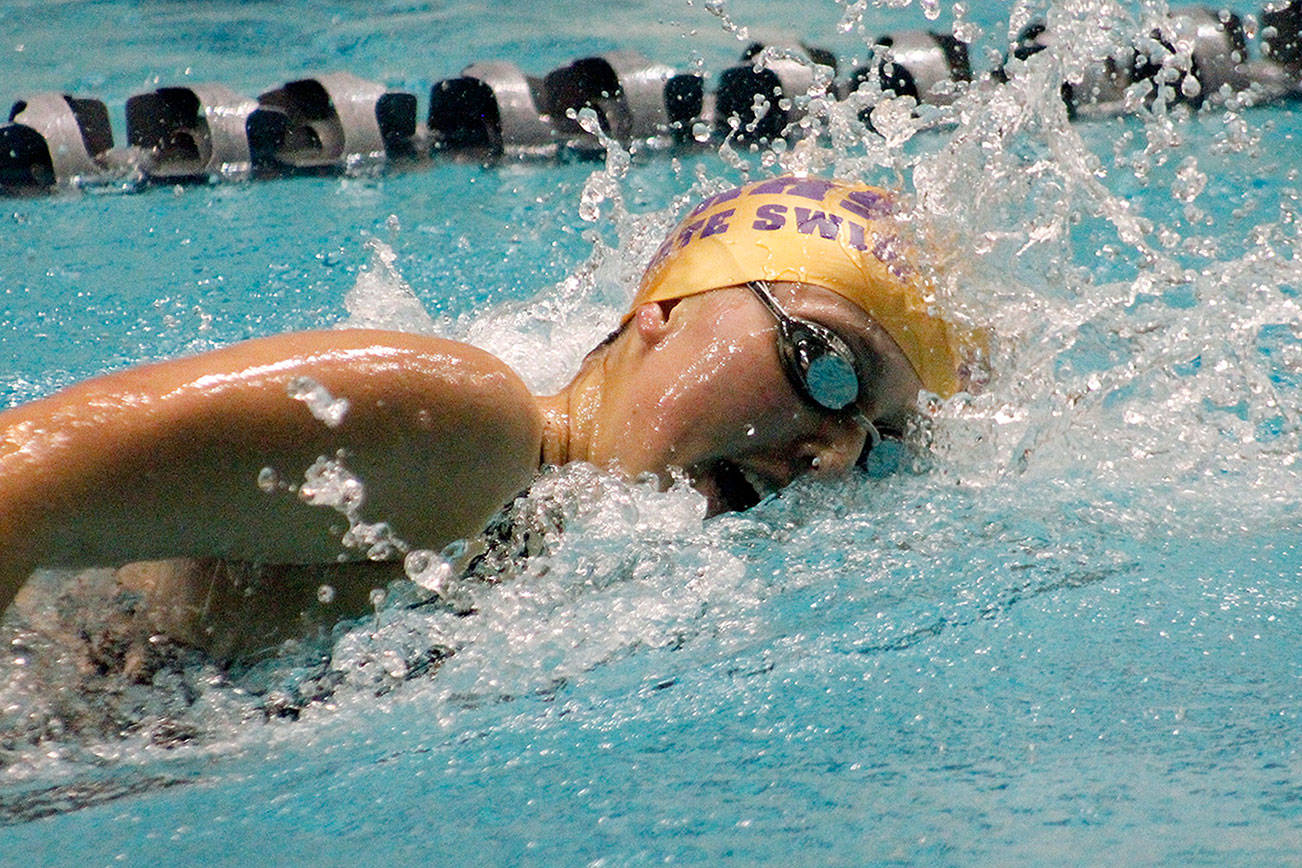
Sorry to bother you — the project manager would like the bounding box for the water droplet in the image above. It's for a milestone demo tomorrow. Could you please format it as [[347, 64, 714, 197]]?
[[287, 376, 350, 428], [574, 106, 603, 136], [837, 0, 865, 33], [579, 187, 602, 222], [405, 549, 454, 594], [256, 466, 279, 493], [1173, 156, 1207, 203], [366, 538, 401, 561]]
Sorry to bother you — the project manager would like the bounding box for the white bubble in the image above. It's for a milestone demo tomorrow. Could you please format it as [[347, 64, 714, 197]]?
[[256, 466, 280, 493], [287, 376, 350, 428], [404, 549, 455, 594]]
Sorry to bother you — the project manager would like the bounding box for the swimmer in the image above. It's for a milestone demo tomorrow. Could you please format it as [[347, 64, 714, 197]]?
[[0, 176, 977, 659]]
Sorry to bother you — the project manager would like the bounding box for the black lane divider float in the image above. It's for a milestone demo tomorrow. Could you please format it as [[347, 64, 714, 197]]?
[[1, 3, 1298, 197]]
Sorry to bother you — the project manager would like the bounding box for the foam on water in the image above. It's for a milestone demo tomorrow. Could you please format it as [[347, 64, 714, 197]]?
[[340, 232, 443, 335]]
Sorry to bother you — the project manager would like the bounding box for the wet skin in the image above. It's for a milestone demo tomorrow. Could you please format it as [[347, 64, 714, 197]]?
[[559, 282, 922, 514], [0, 330, 544, 614], [0, 282, 921, 657]]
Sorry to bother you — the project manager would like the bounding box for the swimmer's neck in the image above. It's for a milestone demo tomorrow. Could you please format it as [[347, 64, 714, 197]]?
[[537, 348, 613, 468]]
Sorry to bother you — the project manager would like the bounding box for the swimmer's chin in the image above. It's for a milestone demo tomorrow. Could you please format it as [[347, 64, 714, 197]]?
[[688, 459, 779, 516]]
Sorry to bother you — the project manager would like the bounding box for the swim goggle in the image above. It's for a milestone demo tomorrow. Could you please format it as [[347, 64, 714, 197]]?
[[745, 280, 882, 461]]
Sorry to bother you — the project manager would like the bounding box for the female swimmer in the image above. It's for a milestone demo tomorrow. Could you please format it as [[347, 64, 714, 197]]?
[[0, 176, 976, 659]]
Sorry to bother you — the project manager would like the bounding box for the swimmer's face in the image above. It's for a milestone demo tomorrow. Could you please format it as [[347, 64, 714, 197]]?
[[602, 282, 923, 514]]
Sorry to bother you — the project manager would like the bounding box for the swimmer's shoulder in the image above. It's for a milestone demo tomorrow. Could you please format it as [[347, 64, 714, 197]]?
[[270, 327, 539, 409], [0, 327, 544, 582], [227, 327, 547, 493], [302, 327, 544, 447], [3, 326, 545, 471]]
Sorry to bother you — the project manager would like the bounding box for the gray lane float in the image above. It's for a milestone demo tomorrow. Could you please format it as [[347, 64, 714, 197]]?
[[1, 2, 1298, 197], [1, 93, 114, 190], [125, 84, 265, 180], [257, 73, 418, 170]]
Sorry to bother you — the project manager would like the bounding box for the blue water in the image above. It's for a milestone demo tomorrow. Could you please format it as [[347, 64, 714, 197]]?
[[2, 0, 1301, 864]]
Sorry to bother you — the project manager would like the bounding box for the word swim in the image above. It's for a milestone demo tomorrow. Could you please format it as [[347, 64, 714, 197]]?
[[645, 176, 902, 274]]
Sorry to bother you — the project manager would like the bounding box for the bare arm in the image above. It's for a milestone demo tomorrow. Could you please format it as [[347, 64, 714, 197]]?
[[0, 329, 543, 610]]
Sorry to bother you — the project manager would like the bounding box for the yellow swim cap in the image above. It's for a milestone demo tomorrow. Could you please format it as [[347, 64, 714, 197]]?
[[631, 176, 972, 397]]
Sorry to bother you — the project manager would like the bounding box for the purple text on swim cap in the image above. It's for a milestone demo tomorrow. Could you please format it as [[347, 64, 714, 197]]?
[[686, 186, 743, 218], [676, 220, 705, 248], [700, 209, 735, 238], [872, 232, 914, 281], [839, 189, 894, 220], [793, 207, 843, 240], [749, 177, 838, 202], [644, 181, 898, 277], [751, 204, 871, 251], [752, 203, 786, 231]]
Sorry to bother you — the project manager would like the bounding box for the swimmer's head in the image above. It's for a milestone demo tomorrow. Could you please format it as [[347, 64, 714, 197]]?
[[631, 175, 974, 398]]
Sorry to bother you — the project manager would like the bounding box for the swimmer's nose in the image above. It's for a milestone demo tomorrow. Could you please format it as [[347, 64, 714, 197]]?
[[798, 416, 870, 478]]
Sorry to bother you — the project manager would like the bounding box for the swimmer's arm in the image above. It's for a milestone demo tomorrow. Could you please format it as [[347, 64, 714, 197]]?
[[0, 329, 543, 610]]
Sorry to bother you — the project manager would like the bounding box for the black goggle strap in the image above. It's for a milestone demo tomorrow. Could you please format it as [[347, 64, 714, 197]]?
[[746, 279, 787, 324], [853, 411, 882, 468]]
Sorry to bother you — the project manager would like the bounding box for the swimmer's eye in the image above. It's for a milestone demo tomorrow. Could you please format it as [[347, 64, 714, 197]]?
[[746, 280, 863, 412], [787, 321, 861, 410]]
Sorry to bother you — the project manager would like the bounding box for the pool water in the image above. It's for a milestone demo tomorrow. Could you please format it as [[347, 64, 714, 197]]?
[[1, 0, 1300, 864]]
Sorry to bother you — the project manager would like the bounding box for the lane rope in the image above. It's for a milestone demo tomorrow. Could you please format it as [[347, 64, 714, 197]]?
[[0, 2, 1298, 196]]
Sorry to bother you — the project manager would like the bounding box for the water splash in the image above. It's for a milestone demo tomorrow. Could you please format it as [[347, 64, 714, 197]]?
[[341, 236, 441, 333], [297, 451, 408, 561], [575, 106, 631, 224], [702, 0, 750, 42], [404, 549, 455, 595], [286, 375, 349, 428], [3, 0, 1300, 804]]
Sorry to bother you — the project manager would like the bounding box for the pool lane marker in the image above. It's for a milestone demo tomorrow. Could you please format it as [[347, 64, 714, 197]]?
[[1, 2, 1299, 196]]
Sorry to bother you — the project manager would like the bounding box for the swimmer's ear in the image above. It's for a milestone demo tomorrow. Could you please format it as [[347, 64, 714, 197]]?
[[632, 299, 680, 346]]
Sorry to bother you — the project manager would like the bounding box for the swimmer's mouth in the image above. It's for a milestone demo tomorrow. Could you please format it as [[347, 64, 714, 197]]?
[[692, 459, 779, 516]]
